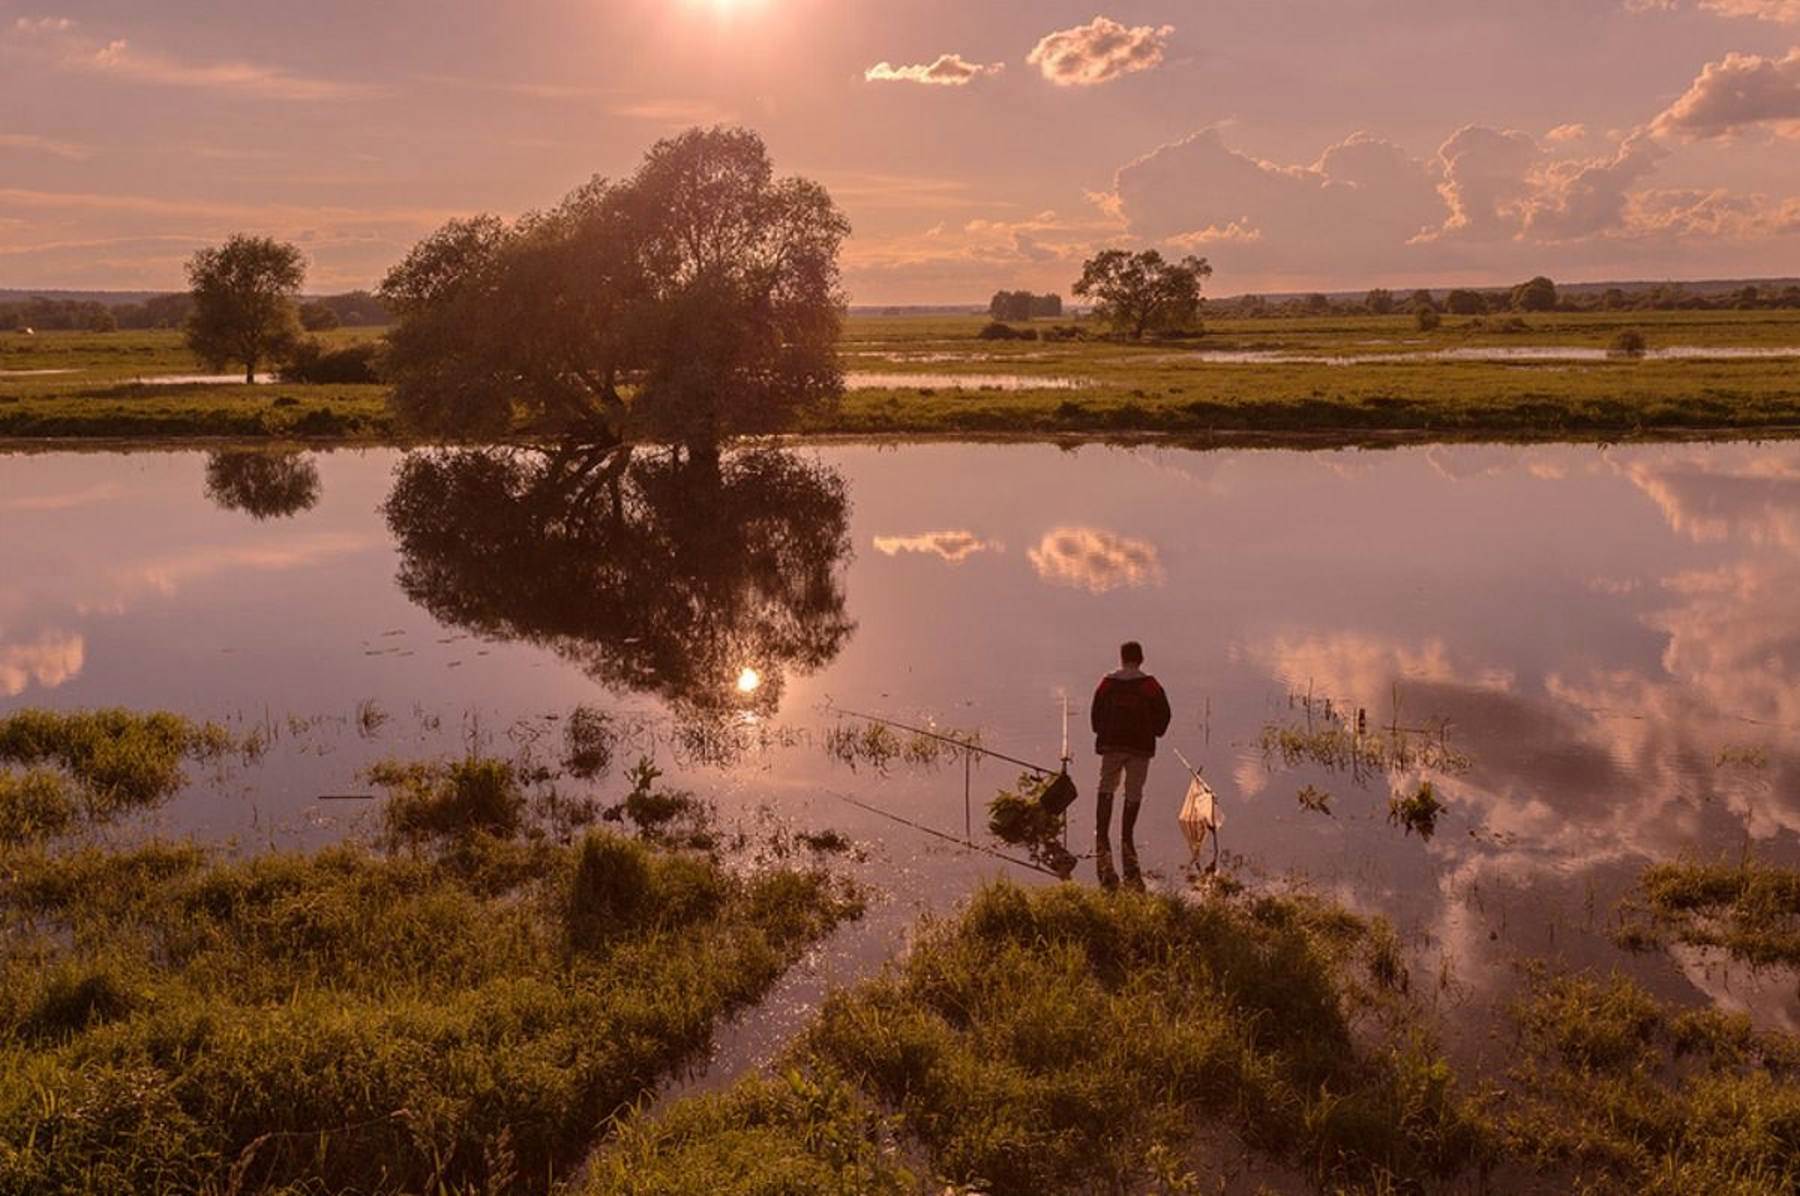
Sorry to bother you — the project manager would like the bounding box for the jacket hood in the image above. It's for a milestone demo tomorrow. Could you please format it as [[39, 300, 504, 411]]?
[[1107, 666, 1147, 681]]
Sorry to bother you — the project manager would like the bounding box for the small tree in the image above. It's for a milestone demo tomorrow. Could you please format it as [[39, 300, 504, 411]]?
[[1072, 250, 1212, 340], [1409, 289, 1436, 313], [1511, 276, 1558, 313], [1415, 305, 1441, 332], [1445, 289, 1485, 315], [186, 236, 305, 382], [299, 300, 340, 332], [1365, 288, 1395, 315]]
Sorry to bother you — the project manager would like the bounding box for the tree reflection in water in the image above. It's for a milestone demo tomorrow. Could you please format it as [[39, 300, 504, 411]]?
[[203, 450, 322, 520], [383, 444, 856, 747]]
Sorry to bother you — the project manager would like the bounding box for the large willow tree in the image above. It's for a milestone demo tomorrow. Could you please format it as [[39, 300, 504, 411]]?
[[379, 127, 850, 447]]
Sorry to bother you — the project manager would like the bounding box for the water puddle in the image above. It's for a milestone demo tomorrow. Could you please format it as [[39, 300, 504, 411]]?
[[845, 371, 1090, 391], [133, 372, 278, 385], [1176, 345, 1800, 365]]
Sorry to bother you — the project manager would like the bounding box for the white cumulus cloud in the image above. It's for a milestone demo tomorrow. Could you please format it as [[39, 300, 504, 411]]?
[[1027, 16, 1174, 87], [865, 54, 1004, 86]]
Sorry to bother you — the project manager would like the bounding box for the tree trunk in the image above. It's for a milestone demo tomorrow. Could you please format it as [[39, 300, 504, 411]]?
[[245, 356, 257, 385]]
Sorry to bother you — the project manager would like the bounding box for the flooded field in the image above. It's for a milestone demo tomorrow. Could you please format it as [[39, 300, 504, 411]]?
[[3, 438, 1798, 1071]]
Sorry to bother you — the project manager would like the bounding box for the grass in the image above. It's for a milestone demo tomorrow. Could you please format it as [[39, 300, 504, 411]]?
[[592, 880, 1487, 1194], [594, 879, 1800, 1195], [0, 708, 237, 847], [0, 751, 863, 1194], [1613, 857, 1800, 968], [1501, 970, 1800, 1192], [7, 310, 1800, 443]]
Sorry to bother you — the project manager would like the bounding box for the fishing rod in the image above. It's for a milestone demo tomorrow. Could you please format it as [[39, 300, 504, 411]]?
[[821, 701, 1063, 776], [822, 789, 1066, 879]]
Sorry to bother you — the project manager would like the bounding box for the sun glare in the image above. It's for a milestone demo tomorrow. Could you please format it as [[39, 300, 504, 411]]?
[[736, 667, 763, 694]]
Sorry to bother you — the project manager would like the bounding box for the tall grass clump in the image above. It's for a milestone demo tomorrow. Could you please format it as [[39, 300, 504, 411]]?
[[1614, 857, 1800, 968], [368, 755, 526, 844], [0, 756, 863, 1194], [1501, 970, 1800, 1191], [0, 708, 236, 845], [595, 880, 1491, 1194]]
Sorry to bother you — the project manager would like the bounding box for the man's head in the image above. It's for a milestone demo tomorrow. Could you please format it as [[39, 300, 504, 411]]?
[[1120, 641, 1144, 667]]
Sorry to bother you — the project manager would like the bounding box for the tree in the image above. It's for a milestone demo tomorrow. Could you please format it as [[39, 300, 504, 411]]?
[[1365, 288, 1395, 315], [1072, 250, 1212, 339], [1415, 305, 1441, 332], [382, 445, 854, 744], [381, 127, 850, 450], [299, 300, 340, 332], [1445, 289, 1486, 315], [204, 450, 322, 520], [1511, 276, 1558, 312], [185, 236, 306, 383], [1409, 289, 1436, 313]]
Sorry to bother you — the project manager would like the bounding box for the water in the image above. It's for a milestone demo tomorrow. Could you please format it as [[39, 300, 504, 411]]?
[[1174, 345, 1800, 365], [4, 438, 1799, 1069], [844, 371, 1089, 390]]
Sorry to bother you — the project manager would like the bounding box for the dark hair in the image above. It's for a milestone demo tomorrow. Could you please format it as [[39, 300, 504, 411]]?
[[1120, 641, 1144, 665]]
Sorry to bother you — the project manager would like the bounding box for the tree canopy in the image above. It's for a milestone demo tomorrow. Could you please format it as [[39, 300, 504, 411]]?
[[184, 236, 306, 383], [1072, 250, 1213, 339], [382, 445, 855, 746], [380, 127, 850, 448], [1512, 276, 1558, 312], [203, 450, 321, 520]]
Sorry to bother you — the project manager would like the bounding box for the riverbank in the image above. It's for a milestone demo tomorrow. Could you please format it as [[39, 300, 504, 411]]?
[[6, 312, 1800, 444]]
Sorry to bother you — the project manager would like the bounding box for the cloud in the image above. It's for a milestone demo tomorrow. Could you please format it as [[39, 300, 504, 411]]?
[[10, 17, 375, 100], [608, 99, 738, 124], [1096, 115, 1800, 287], [1653, 48, 1800, 138], [1545, 123, 1589, 143], [1028, 527, 1163, 592], [1628, 0, 1800, 21], [0, 132, 89, 160], [1027, 16, 1174, 87], [0, 629, 83, 697], [1104, 127, 1443, 273], [865, 54, 1004, 86], [872, 530, 1001, 563]]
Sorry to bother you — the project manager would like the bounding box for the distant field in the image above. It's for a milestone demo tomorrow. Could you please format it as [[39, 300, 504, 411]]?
[[5, 309, 1800, 442]]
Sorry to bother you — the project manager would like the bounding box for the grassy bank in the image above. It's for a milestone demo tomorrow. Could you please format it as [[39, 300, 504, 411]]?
[[592, 877, 1800, 1195], [7, 310, 1800, 444], [0, 729, 863, 1194]]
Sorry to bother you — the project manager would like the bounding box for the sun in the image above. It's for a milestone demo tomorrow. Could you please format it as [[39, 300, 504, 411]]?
[[735, 667, 763, 694]]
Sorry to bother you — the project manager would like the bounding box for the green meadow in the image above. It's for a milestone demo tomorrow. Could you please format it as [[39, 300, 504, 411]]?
[[6, 308, 1800, 444]]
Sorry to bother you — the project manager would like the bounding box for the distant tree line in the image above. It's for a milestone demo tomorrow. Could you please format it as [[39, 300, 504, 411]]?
[[0, 290, 387, 333], [1209, 277, 1800, 319], [987, 290, 1062, 321]]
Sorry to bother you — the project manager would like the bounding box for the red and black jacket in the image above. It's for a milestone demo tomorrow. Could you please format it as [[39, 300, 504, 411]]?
[[1091, 671, 1172, 757]]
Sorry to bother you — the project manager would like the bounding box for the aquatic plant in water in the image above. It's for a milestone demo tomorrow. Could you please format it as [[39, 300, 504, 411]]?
[[1613, 857, 1800, 969], [0, 708, 239, 846], [1388, 780, 1445, 840]]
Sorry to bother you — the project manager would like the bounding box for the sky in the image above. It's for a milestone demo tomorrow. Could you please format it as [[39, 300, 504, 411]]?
[[4, 0, 1800, 302]]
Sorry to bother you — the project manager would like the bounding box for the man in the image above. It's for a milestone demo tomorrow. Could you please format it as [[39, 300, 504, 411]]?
[[1090, 641, 1172, 852]]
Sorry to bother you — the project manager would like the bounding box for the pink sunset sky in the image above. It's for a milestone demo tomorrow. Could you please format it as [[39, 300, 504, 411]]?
[[4, 0, 1800, 302]]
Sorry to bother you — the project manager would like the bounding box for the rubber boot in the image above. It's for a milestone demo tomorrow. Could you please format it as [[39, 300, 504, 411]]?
[[1094, 791, 1115, 849], [1121, 798, 1142, 844]]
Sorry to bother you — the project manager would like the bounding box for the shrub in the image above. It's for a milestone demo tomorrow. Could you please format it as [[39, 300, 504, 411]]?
[[1415, 305, 1441, 332], [370, 756, 527, 844], [1609, 328, 1648, 358], [976, 321, 1037, 341], [280, 339, 382, 383]]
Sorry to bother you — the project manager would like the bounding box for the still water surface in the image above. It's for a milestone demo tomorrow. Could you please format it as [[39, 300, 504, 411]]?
[[3, 439, 1798, 1061]]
